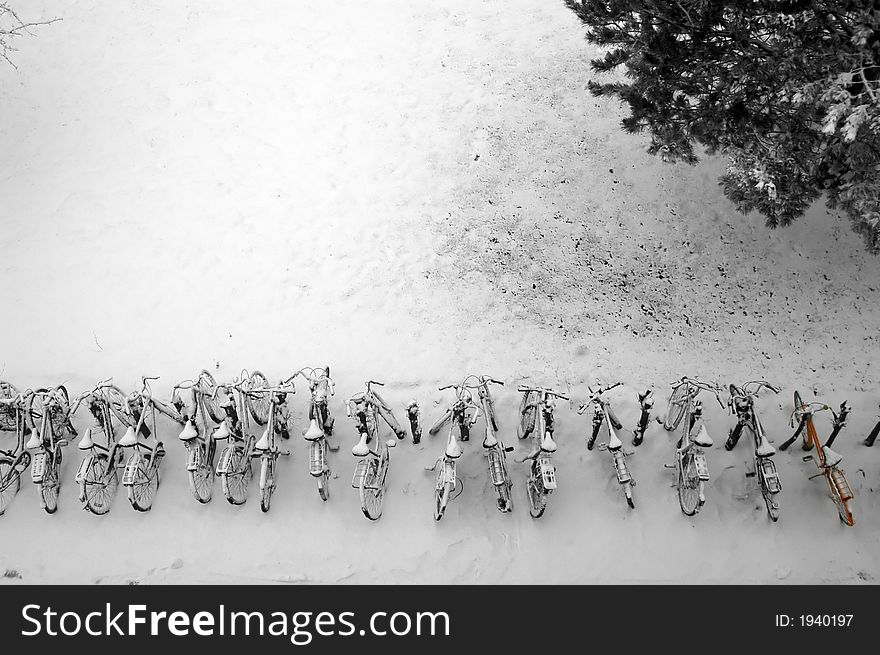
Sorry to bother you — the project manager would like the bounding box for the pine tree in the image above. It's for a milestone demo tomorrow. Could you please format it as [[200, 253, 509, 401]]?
[[565, 0, 880, 253]]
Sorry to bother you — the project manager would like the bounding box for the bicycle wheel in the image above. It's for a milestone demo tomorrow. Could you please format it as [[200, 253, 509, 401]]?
[[434, 466, 449, 521], [318, 470, 330, 501], [677, 454, 700, 516], [527, 476, 546, 518], [188, 446, 214, 504], [428, 409, 451, 436], [82, 457, 118, 515], [519, 392, 537, 439], [587, 422, 601, 450], [486, 394, 499, 432], [360, 458, 384, 520], [248, 371, 271, 425], [40, 451, 62, 514], [222, 449, 252, 505], [198, 371, 226, 423], [725, 423, 744, 451], [762, 485, 779, 522], [496, 478, 513, 512], [129, 462, 160, 512], [0, 462, 21, 515], [664, 384, 689, 431], [260, 456, 274, 513], [624, 483, 635, 509]]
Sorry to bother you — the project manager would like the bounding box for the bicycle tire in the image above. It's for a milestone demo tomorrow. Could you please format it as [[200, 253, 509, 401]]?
[[0, 462, 21, 515], [318, 470, 330, 501], [625, 483, 635, 509], [434, 466, 449, 521], [197, 371, 226, 424], [360, 458, 384, 520], [677, 454, 700, 516], [762, 485, 779, 522], [40, 450, 61, 514], [129, 462, 160, 512], [188, 446, 214, 504], [725, 423, 745, 451], [248, 371, 271, 426], [865, 421, 880, 447], [222, 449, 252, 505], [527, 477, 546, 518], [519, 392, 537, 439], [260, 456, 274, 513], [664, 384, 689, 431], [588, 422, 601, 450], [496, 479, 513, 512], [486, 393, 499, 433], [82, 456, 118, 515]]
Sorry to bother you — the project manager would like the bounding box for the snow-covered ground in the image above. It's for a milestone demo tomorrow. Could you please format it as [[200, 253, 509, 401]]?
[[1, 0, 878, 584]]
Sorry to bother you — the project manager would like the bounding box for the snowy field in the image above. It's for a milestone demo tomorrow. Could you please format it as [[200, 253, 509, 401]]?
[[1, 0, 879, 584]]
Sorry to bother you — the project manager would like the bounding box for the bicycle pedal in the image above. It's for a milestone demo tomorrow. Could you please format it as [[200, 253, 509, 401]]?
[[281, 449, 291, 456]]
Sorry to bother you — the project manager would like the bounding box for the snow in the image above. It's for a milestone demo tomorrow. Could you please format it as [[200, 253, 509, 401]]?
[[1, 0, 879, 584]]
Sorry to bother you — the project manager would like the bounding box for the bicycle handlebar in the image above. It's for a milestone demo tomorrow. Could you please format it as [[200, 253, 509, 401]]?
[[517, 385, 569, 401], [739, 380, 780, 397]]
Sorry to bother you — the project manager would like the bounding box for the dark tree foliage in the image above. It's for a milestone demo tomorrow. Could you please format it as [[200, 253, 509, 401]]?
[[565, 0, 880, 253]]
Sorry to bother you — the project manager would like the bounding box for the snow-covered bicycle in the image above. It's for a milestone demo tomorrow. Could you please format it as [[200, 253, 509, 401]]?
[[26, 385, 76, 513], [724, 381, 782, 522], [348, 380, 402, 520], [663, 377, 724, 516], [578, 382, 636, 509], [298, 366, 337, 502], [517, 384, 568, 518]]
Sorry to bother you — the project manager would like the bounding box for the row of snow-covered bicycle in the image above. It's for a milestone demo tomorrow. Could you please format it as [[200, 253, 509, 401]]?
[[0, 371, 874, 525]]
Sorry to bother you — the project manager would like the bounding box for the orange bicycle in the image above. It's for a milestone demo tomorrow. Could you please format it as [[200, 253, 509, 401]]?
[[779, 391, 853, 526]]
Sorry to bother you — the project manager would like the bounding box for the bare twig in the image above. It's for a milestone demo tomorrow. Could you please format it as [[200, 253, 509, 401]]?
[[0, 3, 60, 69]]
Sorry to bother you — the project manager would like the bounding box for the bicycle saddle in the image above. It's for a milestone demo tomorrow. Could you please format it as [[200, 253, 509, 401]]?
[[119, 426, 138, 447], [607, 427, 623, 450], [25, 428, 41, 450], [178, 420, 198, 441], [540, 431, 557, 453], [691, 424, 714, 448], [254, 428, 270, 451], [213, 421, 231, 440], [77, 427, 95, 450], [352, 433, 370, 457], [822, 446, 843, 467], [445, 436, 463, 459], [303, 418, 324, 441], [755, 438, 776, 457], [482, 431, 498, 449]]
